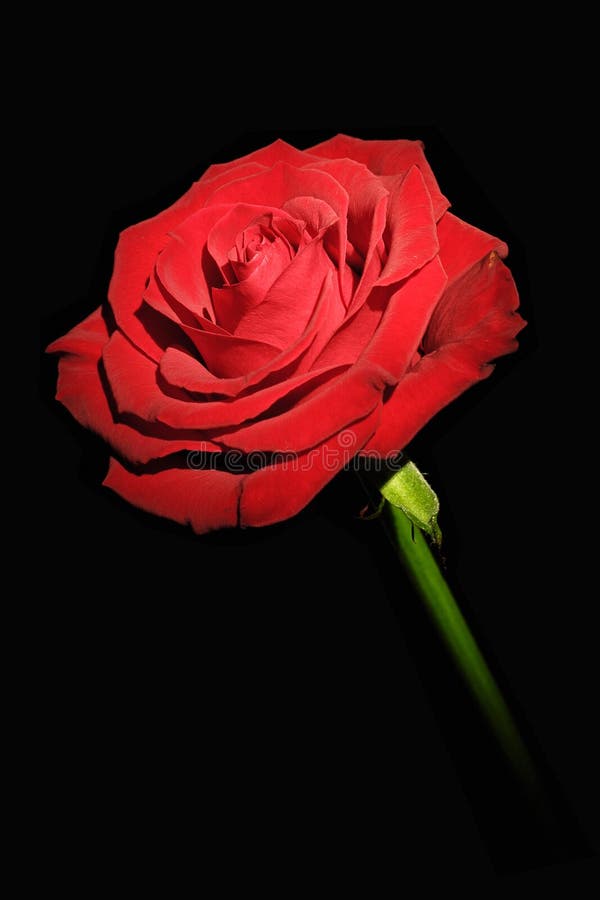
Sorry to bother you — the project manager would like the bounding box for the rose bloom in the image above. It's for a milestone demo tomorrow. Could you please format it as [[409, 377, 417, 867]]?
[[48, 135, 524, 532]]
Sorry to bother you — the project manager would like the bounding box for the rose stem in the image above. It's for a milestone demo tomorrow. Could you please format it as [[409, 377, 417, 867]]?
[[380, 497, 540, 793]]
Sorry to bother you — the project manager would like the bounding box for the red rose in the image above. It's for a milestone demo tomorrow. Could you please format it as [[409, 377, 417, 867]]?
[[47, 135, 524, 532]]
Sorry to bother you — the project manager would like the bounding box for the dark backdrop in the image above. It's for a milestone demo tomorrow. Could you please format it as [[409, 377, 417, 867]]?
[[38, 67, 597, 892]]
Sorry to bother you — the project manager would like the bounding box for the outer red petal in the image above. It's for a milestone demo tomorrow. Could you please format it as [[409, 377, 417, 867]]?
[[363, 255, 524, 457], [362, 342, 494, 457], [104, 403, 381, 533], [202, 139, 322, 180], [210, 362, 393, 453], [104, 458, 242, 533], [436, 211, 508, 283], [307, 134, 449, 220], [46, 308, 219, 464], [239, 405, 381, 527], [102, 328, 347, 431], [426, 261, 520, 354]]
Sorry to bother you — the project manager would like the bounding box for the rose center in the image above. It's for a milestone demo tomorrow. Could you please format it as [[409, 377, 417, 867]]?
[[225, 213, 306, 285]]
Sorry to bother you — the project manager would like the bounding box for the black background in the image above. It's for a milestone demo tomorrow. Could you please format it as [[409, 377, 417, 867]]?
[[38, 48, 598, 892]]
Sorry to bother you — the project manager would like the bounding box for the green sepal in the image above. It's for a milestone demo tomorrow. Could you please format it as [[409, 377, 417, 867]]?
[[378, 458, 442, 548]]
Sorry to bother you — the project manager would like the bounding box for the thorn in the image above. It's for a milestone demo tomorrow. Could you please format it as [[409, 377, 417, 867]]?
[[357, 496, 386, 521]]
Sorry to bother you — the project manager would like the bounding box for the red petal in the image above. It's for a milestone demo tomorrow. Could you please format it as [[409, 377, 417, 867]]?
[[103, 329, 347, 430], [206, 203, 292, 274], [310, 286, 392, 369], [179, 323, 282, 374], [159, 337, 313, 398], [313, 257, 447, 373], [363, 256, 524, 457], [104, 458, 242, 533], [46, 306, 107, 356], [210, 362, 393, 453], [281, 196, 338, 236], [159, 348, 241, 395], [206, 161, 350, 279], [436, 211, 508, 283], [139, 284, 282, 373], [362, 343, 493, 457], [240, 405, 381, 526], [308, 134, 449, 220], [206, 161, 349, 217], [202, 139, 322, 181], [305, 157, 388, 257], [155, 205, 232, 322], [361, 257, 448, 377], [159, 271, 336, 397], [424, 253, 522, 352], [304, 157, 390, 315], [212, 235, 295, 332], [108, 162, 265, 361], [46, 308, 219, 464], [376, 166, 439, 286], [103, 401, 382, 533], [233, 238, 343, 348]]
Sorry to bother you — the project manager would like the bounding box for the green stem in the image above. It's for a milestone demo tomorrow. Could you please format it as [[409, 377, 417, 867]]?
[[382, 500, 539, 790]]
